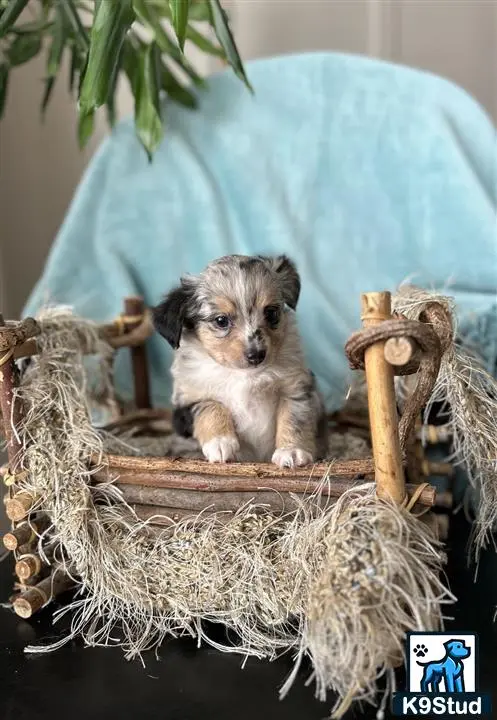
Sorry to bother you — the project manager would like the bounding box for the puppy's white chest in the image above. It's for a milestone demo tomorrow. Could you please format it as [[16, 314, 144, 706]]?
[[217, 374, 279, 462]]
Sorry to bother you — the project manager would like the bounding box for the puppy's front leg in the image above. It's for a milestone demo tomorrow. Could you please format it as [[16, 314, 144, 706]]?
[[272, 396, 316, 469], [193, 400, 240, 463]]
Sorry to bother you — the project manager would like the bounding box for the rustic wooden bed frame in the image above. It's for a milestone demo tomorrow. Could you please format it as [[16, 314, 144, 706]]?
[[0, 291, 453, 618]]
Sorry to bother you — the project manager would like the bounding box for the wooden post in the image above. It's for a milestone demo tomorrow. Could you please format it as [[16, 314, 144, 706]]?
[[2, 515, 49, 551], [124, 297, 151, 410], [3, 521, 36, 551], [361, 292, 405, 503], [15, 554, 42, 581], [434, 491, 453, 509], [0, 314, 23, 471], [13, 572, 74, 619], [384, 336, 415, 367], [4, 491, 35, 522]]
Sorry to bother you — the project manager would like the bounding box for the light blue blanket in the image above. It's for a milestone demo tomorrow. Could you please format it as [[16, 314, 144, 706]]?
[[24, 52, 497, 410]]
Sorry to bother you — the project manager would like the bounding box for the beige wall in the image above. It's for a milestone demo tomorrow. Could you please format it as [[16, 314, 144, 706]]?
[[0, 0, 496, 318], [0, 54, 103, 318]]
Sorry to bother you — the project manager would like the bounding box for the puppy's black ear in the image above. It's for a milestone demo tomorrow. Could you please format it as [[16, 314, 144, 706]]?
[[152, 285, 193, 349], [261, 254, 301, 309]]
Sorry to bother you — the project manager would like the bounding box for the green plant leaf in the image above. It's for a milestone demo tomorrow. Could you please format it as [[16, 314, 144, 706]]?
[[0, 63, 9, 118], [8, 32, 42, 66], [142, 0, 171, 11], [68, 44, 79, 94], [106, 94, 116, 128], [59, 0, 89, 53], [0, 0, 30, 38], [106, 46, 123, 128], [11, 19, 53, 35], [40, 7, 67, 113], [188, 0, 210, 22], [186, 24, 224, 57], [161, 65, 197, 109], [78, 107, 94, 148], [133, 0, 205, 87], [208, 0, 251, 91], [132, 0, 167, 47], [169, 0, 190, 52], [134, 43, 163, 160], [41, 77, 55, 114], [79, 0, 134, 114], [46, 12, 65, 77], [122, 36, 139, 96]]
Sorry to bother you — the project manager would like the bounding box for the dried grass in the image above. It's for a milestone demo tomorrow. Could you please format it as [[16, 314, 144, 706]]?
[[11, 305, 452, 717], [393, 285, 497, 555]]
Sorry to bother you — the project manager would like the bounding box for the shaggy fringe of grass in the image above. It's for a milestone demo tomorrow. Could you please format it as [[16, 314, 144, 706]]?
[[13, 306, 452, 718], [393, 286, 497, 556]]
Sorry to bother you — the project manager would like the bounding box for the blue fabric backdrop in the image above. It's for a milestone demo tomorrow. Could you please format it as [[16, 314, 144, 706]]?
[[24, 52, 497, 410]]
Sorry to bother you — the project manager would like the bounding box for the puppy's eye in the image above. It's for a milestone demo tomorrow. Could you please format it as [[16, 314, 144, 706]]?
[[264, 305, 281, 327], [214, 315, 230, 329]]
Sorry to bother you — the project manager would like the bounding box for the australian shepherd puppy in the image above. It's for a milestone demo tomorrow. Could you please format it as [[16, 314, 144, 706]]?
[[152, 254, 328, 467]]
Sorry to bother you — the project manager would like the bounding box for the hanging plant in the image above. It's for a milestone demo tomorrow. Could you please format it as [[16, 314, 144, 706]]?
[[0, 0, 251, 158]]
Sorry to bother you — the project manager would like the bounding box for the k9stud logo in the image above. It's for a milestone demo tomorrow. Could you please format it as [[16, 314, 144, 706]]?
[[392, 632, 491, 717]]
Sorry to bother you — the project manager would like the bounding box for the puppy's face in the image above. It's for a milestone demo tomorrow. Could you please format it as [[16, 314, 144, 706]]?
[[153, 255, 301, 370], [194, 258, 287, 369]]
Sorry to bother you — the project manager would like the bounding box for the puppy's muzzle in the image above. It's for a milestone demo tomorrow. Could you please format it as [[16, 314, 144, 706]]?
[[245, 347, 266, 367]]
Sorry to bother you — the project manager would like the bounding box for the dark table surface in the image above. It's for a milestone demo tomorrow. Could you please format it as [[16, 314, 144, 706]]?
[[2, 511, 497, 720]]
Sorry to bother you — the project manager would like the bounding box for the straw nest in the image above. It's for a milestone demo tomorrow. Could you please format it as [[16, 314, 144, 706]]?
[[12, 306, 453, 718]]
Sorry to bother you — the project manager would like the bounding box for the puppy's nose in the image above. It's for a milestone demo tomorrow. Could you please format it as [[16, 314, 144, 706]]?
[[246, 348, 266, 366]]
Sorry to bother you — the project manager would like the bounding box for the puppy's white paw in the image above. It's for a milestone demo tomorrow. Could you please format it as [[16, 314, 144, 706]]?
[[202, 435, 240, 463], [272, 448, 314, 468]]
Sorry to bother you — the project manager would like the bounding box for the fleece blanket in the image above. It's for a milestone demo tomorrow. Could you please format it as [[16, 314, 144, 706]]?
[[24, 52, 497, 410]]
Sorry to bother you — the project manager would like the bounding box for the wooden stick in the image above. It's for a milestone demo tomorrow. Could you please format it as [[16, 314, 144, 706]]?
[[121, 485, 328, 513], [0, 314, 23, 471], [98, 453, 374, 479], [124, 297, 151, 410], [3, 514, 50, 552], [132, 504, 233, 526], [361, 292, 405, 503], [3, 520, 37, 551], [434, 491, 453, 509], [13, 572, 74, 619], [115, 480, 436, 510], [4, 491, 35, 521], [132, 489, 437, 527], [0, 317, 39, 351], [97, 467, 374, 492], [420, 512, 450, 541], [102, 408, 172, 432], [13, 338, 38, 360], [436, 514, 450, 540], [13, 577, 40, 593], [421, 460, 455, 478], [417, 425, 452, 444], [16, 542, 37, 556], [101, 310, 154, 348], [15, 554, 42, 581], [11, 311, 154, 359], [384, 336, 416, 366], [330, 411, 370, 431]]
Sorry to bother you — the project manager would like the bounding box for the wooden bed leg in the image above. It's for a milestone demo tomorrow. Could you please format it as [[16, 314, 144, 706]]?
[[124, 297, 151, 410], [361, 292, 406, 504], [13, 572, 74, 619]]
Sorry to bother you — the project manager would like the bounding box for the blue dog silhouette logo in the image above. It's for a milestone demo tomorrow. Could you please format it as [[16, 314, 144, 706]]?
[[415, 638, 471, 693], [393, 632, 492, 716]]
